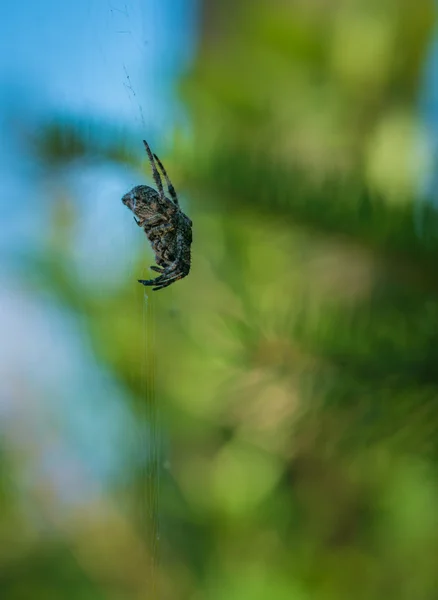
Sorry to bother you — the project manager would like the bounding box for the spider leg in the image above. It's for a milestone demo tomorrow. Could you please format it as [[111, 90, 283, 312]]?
[[145, 222, 174, 237], [152, 280, 176, 291], [134, 213, 165, 228], [153, 281, 182, 291], [138, 270, 170, 286], [152, 271, 185, 291], [153, 153, 179, 207], [138, 268, 171, 286], [150, 266, 164, 273], [138, 266, 185, 290], [138, 277, 160, 287], [143, 140, 165, 201]]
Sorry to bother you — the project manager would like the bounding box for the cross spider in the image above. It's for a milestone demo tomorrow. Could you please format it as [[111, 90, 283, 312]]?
[[122, 140, 192, 291]]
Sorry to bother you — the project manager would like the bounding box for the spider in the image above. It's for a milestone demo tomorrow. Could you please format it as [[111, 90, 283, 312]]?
[[122, 140, 192, 291]]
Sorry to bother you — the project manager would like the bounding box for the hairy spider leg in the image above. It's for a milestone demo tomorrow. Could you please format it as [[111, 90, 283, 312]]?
[[138, 277, 163, 286], [134, 213, 165, 227], [146, 222, 174, 237], [153, 153, 179, 206], [138, 269, 170, 287], [143, 140, 165, 201], [152, 272, 185, 291], [150, 266, 165, 273], [138, 268, 178, 288], [154, 269, 185, 286]]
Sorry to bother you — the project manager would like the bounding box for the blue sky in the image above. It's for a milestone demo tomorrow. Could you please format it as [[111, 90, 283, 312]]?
[[1, 0, 198, 258], [1, 0, 197, 121]]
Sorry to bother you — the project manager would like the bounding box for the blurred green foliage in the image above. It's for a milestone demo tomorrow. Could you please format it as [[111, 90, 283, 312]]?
[[4, 0, 438, 599]]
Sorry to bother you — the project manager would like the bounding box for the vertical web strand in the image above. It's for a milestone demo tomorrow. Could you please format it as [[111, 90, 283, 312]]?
[[140, 280, 161, 596], [119, 2, 164, 594]]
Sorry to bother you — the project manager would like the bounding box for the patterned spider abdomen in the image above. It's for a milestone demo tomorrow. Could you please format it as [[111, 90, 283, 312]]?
[[122, 184, 170, 221]]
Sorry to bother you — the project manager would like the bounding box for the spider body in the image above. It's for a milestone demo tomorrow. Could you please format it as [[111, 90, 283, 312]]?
[[122, 140, 192, 291]]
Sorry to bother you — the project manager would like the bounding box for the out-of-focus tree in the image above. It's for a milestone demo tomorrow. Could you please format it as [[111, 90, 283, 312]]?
[[185, 0, 434, 198], [5, 1, 438, 599]]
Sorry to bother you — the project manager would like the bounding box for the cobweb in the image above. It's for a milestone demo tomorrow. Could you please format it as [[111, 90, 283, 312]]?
[[93, 0, 197, 591], [103, 1, 161, 590]]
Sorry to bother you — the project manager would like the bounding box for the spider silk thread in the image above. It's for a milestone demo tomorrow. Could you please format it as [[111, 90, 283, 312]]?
[[122, 2, 163, 593], [141, 282, 161, 596]]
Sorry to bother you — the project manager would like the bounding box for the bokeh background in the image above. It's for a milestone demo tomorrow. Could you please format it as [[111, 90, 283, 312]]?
[[2, 1, 438, 598]]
